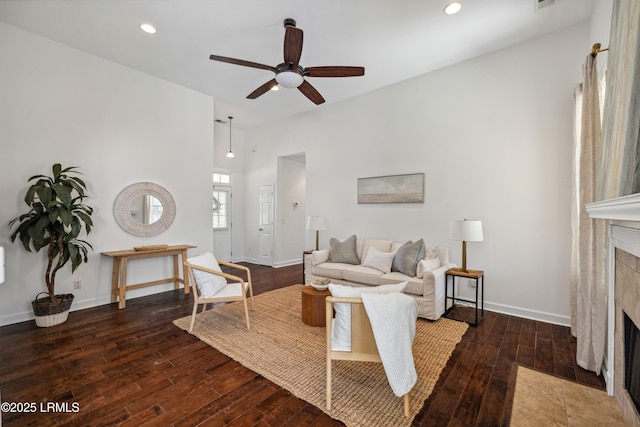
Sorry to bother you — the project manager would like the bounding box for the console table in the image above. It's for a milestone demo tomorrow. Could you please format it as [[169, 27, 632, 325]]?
[[102, 244, 195, 309]]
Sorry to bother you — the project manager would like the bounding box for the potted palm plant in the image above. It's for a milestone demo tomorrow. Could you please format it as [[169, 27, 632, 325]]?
[[9, 163, 94, 327]]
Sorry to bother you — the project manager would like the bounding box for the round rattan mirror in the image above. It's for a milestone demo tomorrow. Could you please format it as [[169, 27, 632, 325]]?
[[113, 182, 176, 237]]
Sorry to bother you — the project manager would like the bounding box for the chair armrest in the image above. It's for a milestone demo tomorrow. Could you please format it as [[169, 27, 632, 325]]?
[[218, 259, 250, 274], [326, 296, 364, 305], [186, 263, 245, 284]]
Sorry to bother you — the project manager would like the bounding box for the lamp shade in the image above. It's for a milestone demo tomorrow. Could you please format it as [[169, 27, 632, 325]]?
[[306, 215, 327, 231], [450, 219, 483, 242]]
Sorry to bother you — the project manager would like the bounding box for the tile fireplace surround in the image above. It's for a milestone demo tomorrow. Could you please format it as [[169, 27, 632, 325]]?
[[587, 193, 640, 426]]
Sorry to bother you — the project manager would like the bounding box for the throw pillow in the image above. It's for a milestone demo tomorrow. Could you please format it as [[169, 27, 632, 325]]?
[[424, 244, 439, 260], [392, 239, 426, 277], [186, 252, 227, 298], [360, 239, 393, 264], [329, 282, 408, 350], [362, 247, 395, 274], [416, 257, 441, 278], [328, 235, 360, 264]]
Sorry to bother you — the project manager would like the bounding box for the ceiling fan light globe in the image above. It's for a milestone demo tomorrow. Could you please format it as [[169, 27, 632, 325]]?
[[276, 71, 303, 88]]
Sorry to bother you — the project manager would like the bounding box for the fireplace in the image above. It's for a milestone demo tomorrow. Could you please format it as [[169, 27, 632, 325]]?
[[624, 312, 640, 415], [586, 194, 640, 425]]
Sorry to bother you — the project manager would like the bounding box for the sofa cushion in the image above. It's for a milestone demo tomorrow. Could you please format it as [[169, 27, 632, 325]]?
[[391, 241, 405, 253], [329, 235, 359, 264], [311, 262, 350, 280], [416, 257, 441, 278], [329, 281, 408, 350], [378, 272, 423, 295], [343, 264, 386, 285], [311, 249, 330, 266], [392, 239, 426, 277], [362, 247, 395, 273], [360, 239, 393, 264]]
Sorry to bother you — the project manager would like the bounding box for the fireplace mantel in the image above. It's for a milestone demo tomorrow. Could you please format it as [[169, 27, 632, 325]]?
[[586, 193, 640, 223]]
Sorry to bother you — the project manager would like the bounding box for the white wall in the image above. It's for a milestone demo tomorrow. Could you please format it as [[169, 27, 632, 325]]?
[[0, 22, 214, 325], [275, 156, 306, 266], [242, 23, 591, 325], [590, 0, 614, 74]]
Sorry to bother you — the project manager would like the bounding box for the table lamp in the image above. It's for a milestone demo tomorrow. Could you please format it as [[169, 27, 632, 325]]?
[[450, 219, 483, 272], [306, 216, 327, 250]]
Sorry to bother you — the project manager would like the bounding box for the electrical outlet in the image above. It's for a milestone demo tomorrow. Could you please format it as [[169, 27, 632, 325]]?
[[73, 280, 81, 289]]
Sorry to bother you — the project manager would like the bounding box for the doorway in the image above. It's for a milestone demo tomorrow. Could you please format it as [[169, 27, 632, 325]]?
[[258, 184, 274, 266], [213, 173, 232, 261]]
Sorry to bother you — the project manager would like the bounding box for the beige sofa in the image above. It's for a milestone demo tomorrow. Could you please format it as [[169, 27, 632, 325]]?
[[304, 237, 455, 320]]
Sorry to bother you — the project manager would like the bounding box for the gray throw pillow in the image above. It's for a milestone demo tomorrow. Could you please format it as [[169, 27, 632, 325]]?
[[392, 239, 426, 277], [328, 235, 360, 264]]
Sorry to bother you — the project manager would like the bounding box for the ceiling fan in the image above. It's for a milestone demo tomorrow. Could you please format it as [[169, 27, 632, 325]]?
[[210, 18, 365, 105]]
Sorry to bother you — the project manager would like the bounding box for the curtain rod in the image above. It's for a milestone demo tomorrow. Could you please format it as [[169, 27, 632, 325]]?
[[591, 42, 609, 57]]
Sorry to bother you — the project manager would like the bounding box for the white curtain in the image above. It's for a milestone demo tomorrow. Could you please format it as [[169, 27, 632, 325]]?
[[570, 54, 607, 374], [597, 0, 640, 198]]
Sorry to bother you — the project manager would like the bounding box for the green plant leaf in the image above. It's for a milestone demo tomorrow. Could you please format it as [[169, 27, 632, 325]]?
[[52, 163, 62, 178], [8, 163, 94, 296]]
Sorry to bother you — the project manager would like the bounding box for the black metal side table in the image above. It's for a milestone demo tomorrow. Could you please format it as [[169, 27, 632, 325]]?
[[444, 268, 484, 326]]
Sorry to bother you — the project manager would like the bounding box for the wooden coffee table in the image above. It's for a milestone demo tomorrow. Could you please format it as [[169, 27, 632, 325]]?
[[301, 286, 331, 327]]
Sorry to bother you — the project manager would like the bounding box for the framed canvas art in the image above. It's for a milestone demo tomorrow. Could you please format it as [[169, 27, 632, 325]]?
[[357, 173, 424, 204]]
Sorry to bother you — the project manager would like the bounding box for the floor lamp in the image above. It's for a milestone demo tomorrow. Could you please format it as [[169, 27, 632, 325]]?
[[450, 219, 483, 272], [306, 216, 327, 250]]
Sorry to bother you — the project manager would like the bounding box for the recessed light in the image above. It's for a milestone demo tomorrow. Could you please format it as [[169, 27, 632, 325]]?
[[444, 2, 463, 15], [140, 23, 157, 34]]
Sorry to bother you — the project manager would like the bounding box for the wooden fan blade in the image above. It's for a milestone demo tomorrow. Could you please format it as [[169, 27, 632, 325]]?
[[298, 80, 325, 105], [283, 26, 303, 65], [247, 79, 278, 99], [305, 66, 365, 77], [210, 55, 277, 72]]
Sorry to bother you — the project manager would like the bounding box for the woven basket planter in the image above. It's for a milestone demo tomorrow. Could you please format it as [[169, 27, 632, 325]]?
[[32, 293, 74, 327]]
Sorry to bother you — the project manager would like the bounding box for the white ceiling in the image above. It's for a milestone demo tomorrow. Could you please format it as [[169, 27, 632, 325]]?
[[0, 0, 595, 130]]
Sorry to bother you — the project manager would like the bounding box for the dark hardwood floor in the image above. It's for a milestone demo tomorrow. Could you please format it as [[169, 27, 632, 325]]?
[[0, 263, 604, 426]]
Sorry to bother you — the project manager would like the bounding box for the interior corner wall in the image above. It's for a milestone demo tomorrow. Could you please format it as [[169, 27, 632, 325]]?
[[0, 22, 214, 326], [243, 22, 590, 324]]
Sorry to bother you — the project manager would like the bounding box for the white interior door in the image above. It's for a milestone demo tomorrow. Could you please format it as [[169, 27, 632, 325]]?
[[259, 184, 274, 266], [213, 186, 232, 261]]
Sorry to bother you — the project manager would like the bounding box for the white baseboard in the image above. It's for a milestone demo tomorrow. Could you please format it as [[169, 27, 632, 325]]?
[[234, 257, 303, 268], [273, 258, 303, 268], [0, 295, 113, 327], [483, 301, 571, 326], [0, 272, 571, 328]]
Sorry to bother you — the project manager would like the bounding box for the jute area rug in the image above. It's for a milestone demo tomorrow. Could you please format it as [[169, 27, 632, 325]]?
[[173, 285, 468, 427]]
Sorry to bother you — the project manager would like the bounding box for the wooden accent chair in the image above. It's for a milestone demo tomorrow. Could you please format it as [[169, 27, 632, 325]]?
[[185, 260, 254, 332], [325, 295, 411, 417]]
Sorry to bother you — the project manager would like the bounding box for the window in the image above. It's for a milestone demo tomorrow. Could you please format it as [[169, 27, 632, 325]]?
[[212, 189, 229, 229], [213, 173, 230, 184]]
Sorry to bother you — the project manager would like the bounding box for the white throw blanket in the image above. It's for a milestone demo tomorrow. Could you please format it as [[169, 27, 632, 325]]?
[[361, 292, 418, 397]]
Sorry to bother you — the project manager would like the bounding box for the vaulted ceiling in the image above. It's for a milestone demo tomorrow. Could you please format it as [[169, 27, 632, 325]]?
[[0, 0, 595, 129]]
